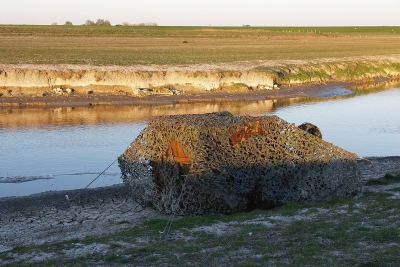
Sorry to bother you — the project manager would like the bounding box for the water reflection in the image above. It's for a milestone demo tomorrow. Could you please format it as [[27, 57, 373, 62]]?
[[0, 99, 286, 129], [2, 81, 399, 130]]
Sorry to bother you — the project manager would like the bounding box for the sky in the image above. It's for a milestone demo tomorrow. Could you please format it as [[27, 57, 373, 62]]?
[[0, 0, 399, 26]]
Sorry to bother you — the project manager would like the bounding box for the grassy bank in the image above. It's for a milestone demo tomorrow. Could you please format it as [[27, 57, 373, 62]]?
[[1, 26, 400, 66], [265, 61, 400, 84], [1, 174, 400, 266]]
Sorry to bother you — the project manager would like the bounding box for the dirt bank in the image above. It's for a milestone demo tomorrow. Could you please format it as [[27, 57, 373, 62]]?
[[1, 59, 400, 108]]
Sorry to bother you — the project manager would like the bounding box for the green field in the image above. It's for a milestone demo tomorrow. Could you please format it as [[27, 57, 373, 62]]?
[[1, 25, 400, 66]]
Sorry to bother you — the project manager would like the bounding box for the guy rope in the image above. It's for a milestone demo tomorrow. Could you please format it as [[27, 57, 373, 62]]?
[[65, 158, 118, 204]]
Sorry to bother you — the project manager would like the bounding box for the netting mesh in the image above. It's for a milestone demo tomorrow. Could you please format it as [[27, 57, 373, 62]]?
[[118, 112, 362, 215]]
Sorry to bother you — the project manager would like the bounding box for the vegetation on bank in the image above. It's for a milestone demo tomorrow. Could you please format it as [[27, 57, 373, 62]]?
[[262, 61, 400, 85], [1, 173, 400, 266]]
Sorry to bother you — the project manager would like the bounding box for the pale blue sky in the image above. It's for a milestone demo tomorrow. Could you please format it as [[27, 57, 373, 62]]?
[[0, 0, 399, 26]]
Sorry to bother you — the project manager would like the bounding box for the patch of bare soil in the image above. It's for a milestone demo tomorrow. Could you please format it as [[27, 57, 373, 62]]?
[[0, 156, 399, 258], [0, 184, 168, 253]]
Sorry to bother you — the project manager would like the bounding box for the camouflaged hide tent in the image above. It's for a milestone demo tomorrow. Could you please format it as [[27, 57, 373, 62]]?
[[118, 112, 362, 215]]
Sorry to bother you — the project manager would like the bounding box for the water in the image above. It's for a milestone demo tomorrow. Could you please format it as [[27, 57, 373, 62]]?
[[0, 123, 145, 197], [270, 88, 400, 157], [1, 86, 399, 198]]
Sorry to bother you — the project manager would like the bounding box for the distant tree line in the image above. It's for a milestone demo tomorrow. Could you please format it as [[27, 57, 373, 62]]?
[[52, 20, 158, 26], [119, 22, 158, 26], [84, 19, 111, 26]]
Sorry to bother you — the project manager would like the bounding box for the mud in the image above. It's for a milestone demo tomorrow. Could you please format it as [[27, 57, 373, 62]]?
[[0, 184, 168, 252], [0, 156, 399, 253], [0, 82, 352, 108]]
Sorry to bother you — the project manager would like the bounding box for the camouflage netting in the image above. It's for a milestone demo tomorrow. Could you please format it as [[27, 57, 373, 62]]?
[[118, 112, 362, 215]]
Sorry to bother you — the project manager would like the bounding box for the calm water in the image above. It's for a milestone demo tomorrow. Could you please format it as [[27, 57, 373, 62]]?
[[1, 86, 399, 198]]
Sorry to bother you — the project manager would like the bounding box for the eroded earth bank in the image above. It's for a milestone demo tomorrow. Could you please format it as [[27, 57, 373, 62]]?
[[1, 57, 400, 107]]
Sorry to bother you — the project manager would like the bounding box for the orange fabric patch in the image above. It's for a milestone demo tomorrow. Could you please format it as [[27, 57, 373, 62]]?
[[229, 119, 267, 147], [169, 140, 190, 165]]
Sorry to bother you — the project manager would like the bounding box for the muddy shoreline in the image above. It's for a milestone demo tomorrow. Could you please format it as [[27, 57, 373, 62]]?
[[1, 156, 400, 252], [0, 82, 351, 108], [1, 75, 398, 109]]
